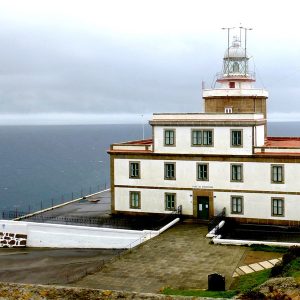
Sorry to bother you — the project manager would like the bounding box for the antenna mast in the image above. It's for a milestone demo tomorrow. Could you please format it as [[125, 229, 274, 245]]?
[[239, 26, 253, 75], [222, 27, 235, 75]]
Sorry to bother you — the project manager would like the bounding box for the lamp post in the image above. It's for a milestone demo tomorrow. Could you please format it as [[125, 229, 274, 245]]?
[[141, 114, 145, 140], [98, 160, 104, 191]]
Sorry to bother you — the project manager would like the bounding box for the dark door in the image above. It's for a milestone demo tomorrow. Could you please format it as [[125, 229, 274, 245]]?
[[197, 196, 209, 219]]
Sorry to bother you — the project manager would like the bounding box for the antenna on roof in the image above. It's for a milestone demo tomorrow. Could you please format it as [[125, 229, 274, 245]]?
[[239, 26, 253, 75], [222, 27, 235, 75]]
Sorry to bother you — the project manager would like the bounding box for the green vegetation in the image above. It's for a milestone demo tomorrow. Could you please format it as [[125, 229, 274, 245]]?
[[162, 246, 300, 299], [162, 288, 237, 298], [250, 244, 288, 253], [231, 269, 271, 292]]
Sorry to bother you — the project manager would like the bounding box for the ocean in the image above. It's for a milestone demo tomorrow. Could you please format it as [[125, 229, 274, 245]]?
[[0, 122, 299, 214]]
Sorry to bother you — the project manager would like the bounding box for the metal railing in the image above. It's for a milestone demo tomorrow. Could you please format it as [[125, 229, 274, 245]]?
[[0, 183, 108, 220], [208, 208, 226, 232]]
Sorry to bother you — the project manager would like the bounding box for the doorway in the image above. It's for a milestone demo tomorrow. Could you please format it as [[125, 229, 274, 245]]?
[[197, 196, 209, 219]]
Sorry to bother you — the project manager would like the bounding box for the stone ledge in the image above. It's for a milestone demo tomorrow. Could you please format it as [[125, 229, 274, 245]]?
[[0, 282, 223, 300]]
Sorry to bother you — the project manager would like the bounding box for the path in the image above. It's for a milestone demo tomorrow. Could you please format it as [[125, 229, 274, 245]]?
[[73, 223, 246, 293], [233, 257, 282, 277]]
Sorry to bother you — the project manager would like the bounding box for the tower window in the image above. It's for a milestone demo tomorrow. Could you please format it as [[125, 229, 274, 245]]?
[[229, 82, 235, 88], [233, 62, 239, 72], [225, 107, 233, 113]]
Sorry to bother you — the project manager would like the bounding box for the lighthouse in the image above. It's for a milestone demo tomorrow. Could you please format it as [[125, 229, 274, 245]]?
[[203, 29, 268, 121]]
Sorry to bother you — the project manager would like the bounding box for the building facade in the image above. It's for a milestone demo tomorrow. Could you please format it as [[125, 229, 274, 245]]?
[[108, 37, 300, 226]]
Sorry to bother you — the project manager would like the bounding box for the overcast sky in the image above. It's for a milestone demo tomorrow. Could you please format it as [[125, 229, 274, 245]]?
[[1, 0, 300, 124]]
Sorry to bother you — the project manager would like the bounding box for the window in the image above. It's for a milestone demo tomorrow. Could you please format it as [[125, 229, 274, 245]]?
[[165, 193, 176, 211], [192, 130, 202, 146], [229, 81, 235, 88], [129, 162, 140, 178], [272, 198, 284, 216], [271, 165, 284, 183], [130, 191, 140, 209], [191, 130, 213, 146], [233, 62, 239, 73], [225, 107, 233, 114], [197, 163, 209, 181], [231, 196, 243, 214], [164, 129, 175, 146], [231, 164, 243, 182], [164, 163, 175, 180], [203, 130, 213, 146], [231, 130, 243, 147]]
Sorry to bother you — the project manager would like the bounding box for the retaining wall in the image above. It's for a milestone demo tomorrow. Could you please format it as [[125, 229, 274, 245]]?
[[0, 218, 179, 249]]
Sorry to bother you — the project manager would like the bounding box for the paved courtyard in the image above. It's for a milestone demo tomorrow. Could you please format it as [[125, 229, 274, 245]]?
[[73, 223, 246, 293], [0, 248, 122, 285]]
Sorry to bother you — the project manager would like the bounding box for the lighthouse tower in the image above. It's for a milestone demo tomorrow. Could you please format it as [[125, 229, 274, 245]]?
[[203, 30, 268, 118]]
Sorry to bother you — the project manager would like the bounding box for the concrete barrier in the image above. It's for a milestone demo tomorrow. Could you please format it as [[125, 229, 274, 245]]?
[[0, 217, 180, 249], [212, 237, 300, 248]]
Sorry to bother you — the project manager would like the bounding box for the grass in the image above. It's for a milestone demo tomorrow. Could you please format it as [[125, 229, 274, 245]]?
[[162, 248, 300, 299], [250, 244, 288, 253], [162, 288, 237, 298], [284, 257, 300, 279], [230, 269, 271, 292], [162, 270, 271, 299]]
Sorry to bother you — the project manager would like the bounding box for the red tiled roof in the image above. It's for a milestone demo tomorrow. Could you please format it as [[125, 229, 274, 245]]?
[[108, 150, 152, 154], [265, 137, 300, 148], [117, 139, 153, 145]]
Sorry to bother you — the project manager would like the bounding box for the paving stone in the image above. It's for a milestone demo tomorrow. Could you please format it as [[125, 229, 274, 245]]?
[[249, 263, 264, 272], [235, 268, 245, 276], [269, 258, 280, 265], [259, 261, 274, 269], [239, 265, 255, 274], [232, 272, 239, 278], [73, 224, 246, 292]]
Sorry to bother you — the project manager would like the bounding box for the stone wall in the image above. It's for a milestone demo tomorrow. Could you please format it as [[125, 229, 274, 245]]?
[[0, 282, 208, 300], [0, 232, 27, 248]]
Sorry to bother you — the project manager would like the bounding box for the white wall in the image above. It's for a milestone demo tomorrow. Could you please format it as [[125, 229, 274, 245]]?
[[0, 220, 151, 249], [214, 192, 300, 221], [115, 159, 300, 193], [114, 158, 300, 220], [115, 187, 193, 215], [153, 126, 253, 155], [255, 125, 265, 146]]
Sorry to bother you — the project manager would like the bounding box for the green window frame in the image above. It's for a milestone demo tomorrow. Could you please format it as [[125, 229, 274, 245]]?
[[191, 129, 213, 146], [164, 163, 176, 180], [272, 198, 284, 216], [165, 193, 176, 211], [130, 191, 141, 209], [231, 130, 243, 147], [164, 129, 175, 146], [271, 165, 284, 183], [129, 162, 140, 178], [192, 130, 202, 146], [231, 164, 243, 182], [203, 130, 213, 146], [197, 163, 209, 181], [231, 196, 243, 214]]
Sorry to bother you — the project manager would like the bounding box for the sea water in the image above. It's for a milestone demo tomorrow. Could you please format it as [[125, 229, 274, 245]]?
[[0, 122, 299, 213]]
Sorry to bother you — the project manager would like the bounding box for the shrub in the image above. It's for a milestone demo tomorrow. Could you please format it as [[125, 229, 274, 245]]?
[[239, 290, 266, 300], [288, 246, 300, 257], [282, 253, 296, 266], [270, 263, 284, 277]]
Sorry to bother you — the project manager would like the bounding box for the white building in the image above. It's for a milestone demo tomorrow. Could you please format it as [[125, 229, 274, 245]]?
[[108, 36, 300, 226]]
